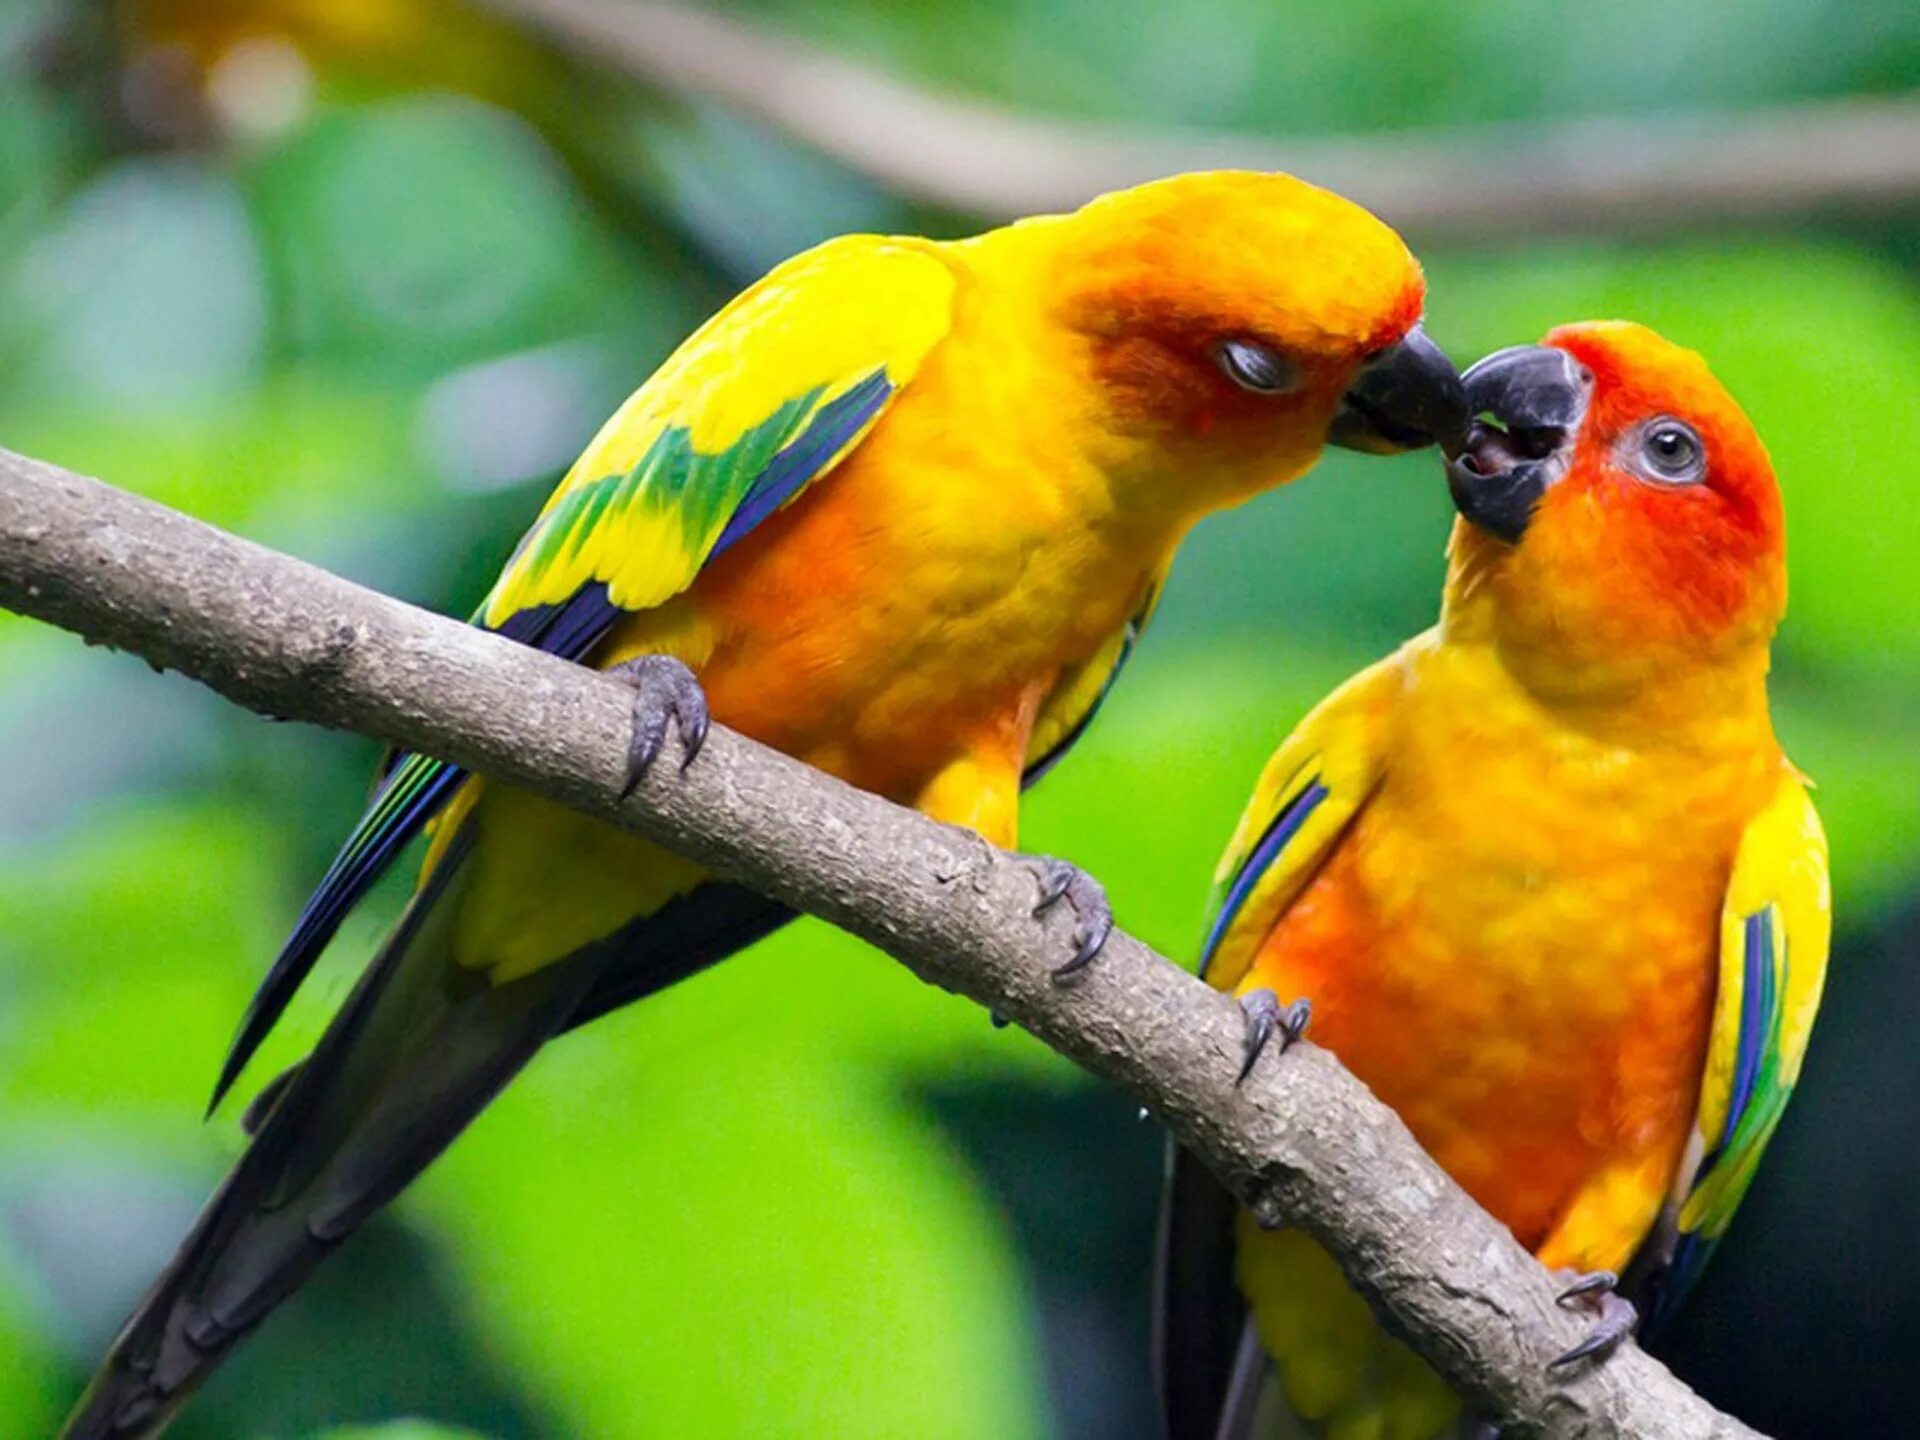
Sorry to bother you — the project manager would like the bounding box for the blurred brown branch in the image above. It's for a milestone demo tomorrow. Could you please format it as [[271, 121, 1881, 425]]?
[[0, 446, 1765, 1438], [478, 0, 1920, 239]]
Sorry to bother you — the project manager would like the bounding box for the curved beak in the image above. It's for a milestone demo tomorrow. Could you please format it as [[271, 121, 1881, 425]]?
[[1328, 326, 1469, 456], [1443, 345, 1589, 544]]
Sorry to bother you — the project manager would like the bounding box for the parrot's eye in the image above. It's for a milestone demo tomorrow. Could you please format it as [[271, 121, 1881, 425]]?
[[1215, 339, 1297, 395], [1633, 419, 1706, 485]]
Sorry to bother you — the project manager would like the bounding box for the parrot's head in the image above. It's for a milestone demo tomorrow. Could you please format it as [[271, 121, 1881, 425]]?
[[1443, 320, 1786, 694], [1035, 170, 1465, 512]]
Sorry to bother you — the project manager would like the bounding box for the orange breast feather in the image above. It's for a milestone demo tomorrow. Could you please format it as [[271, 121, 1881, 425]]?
[[1234, 639, 1774, 1264]]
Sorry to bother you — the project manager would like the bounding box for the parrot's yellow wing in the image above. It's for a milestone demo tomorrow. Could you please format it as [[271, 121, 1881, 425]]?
[[1197, 645, 1404, 991], [211, 237, 960, 1109], [479, 236, 955, 622], [1156, 643, 1405, 1440], [1639, 771, 1830, 1328]]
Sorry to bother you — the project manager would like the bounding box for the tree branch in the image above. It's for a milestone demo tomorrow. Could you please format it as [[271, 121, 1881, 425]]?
[[0, 446, 1762, 1439], [476, 0, 1920, 240]]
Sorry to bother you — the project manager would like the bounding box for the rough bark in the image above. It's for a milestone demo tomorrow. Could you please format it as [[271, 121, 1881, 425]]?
[[0, 447, 1764, 1439], [481, 0, 1920, 239]]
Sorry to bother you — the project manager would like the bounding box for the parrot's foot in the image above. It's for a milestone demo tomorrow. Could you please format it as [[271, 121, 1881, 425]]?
[[1549, 1270, 1637, 1370], [1236, 989, 1311, 1084], [609, 654, 711, 795], [1026, 856, 1113, 978]]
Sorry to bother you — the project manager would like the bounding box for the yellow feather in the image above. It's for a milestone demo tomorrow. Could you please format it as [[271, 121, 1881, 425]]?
[[1680, 773, 1829, 1234], [1237, 1222, 1460, 1437], [480, 236, 957, 626], [1203, 648, 1402, 993]]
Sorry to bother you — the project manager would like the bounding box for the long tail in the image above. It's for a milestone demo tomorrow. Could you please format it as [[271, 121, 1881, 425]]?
[[62, 836, 606, 1440], [1155, 1139, 1270, 1440]]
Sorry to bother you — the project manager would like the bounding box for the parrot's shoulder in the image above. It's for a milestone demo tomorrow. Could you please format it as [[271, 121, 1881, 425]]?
[[478, 236, 961, 626], [727, 232, 962, 347], [576, 235, 960, 478], [1731, 763, 1828, 901], [1200, 645, 1410, 988], [1231, 642, 1414, 849], [699, 234, 962, 370]]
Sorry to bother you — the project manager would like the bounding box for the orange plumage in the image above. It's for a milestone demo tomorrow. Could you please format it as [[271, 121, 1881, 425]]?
[[69, 172, 1464, 1440], [1160, 322, 1829, 1439]]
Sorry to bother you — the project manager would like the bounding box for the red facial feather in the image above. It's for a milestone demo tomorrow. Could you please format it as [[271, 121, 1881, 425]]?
[[1054, 170, 1427, 441], [1088, 325, 1332, 443], [1544, 323, 1787, 649]]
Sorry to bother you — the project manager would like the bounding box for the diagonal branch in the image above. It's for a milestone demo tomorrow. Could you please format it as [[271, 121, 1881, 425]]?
[[477, 0, 1920, 238], [0, 445, 1762, 1439]]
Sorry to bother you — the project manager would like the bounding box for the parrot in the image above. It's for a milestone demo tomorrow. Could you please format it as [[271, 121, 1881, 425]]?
[[64, 169, 1467, 1438], [1155, 320, 1830, 1440]]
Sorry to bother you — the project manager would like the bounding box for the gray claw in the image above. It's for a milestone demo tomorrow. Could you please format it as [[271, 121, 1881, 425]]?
[[1549, 1272, 1637, 1370], [1237, 989, 1311, 1084], [610, 654, 710, 795], [1556, 1270, 1619, 1305], [1027, 856, 1113, 978]]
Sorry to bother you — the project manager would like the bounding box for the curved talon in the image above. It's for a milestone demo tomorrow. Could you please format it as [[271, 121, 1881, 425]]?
[[1031, 864, 1072, 915], [1026, 856, 1113, 978], [1236, 989, 1311, 1084], [610, 654, 711, 795], [1556, 1269, 1619, 1306], [1548, 1272, 1637, 1370]]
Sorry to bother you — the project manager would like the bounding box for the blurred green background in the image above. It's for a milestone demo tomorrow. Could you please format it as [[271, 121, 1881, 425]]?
[[3, 1, 1917, 1436]]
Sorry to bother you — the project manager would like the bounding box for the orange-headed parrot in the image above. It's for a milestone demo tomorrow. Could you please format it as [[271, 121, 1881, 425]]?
[[65, 170, 1466, 1438], [1156, 321, 1829, 1439]]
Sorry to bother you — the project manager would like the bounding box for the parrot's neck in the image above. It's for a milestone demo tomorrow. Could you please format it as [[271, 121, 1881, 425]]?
[[1439, 584, 1777, 751], [1436, 517, 1781, 747]]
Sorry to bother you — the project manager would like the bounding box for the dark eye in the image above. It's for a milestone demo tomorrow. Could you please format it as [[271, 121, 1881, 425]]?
[[1636, 419, 1705, 485], [1215, 339, 1296, 394]]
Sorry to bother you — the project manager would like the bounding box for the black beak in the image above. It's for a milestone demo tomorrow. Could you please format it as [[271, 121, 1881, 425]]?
[[1328, 326, 1468, 455], [1443, 345, 1589, 544]]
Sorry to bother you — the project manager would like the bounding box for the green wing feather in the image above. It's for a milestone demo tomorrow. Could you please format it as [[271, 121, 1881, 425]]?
[[213, 238, 959, 1110]]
